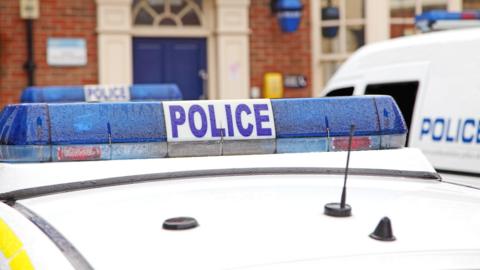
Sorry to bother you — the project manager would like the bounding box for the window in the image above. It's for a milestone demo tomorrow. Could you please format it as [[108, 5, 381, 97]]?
[[365, 81, 419, 142], [319, 0, 366, 85], [132, 0, 204, 27], [325, 87, 354, 97], [390, 0, 448, 38]]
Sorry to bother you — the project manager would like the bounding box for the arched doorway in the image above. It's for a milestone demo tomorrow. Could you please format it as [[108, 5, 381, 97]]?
[[132, 0, 210, 100], [96, 0, 251, 99]]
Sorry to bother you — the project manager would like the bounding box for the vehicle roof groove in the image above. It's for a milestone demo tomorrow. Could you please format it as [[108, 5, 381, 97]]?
[[0, 167, 441, 202]]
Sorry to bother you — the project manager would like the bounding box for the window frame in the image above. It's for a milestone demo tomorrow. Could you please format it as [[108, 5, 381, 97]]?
[[389, 0, 460, 37], [317, 0, 366, 93]]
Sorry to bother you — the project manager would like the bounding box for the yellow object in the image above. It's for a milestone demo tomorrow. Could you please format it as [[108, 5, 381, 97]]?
[[0, 219, 22, 258], [20, 0, 40, 20], [0, 218, 34, 270], [9, 250, 35, 270], [263, 73, 284, 98]]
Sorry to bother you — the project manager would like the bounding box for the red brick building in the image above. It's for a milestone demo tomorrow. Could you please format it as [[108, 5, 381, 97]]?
[[1, 0, 479, 108], [2, 0, 314, 107], [0, 0, 97, 106], [249, 0, 311, 98]]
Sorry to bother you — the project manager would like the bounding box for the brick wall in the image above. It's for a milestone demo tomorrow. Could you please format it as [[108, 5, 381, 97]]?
[[464, 1, 480, 9], [250, 0, 311, 98], [0, 0, 97, 108]]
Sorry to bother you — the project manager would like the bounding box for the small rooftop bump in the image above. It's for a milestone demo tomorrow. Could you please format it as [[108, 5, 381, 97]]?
[[369, 216, 396, 241], [163, 217, 199, 231]]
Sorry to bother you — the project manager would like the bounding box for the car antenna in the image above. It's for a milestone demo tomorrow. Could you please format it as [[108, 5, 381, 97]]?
[[325, 117, 330, 151], [220, 127, 224, 156], [324, 124, 355, 217]]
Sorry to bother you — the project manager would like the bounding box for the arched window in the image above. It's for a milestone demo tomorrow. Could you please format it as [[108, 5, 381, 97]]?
[[132, 0, 204, 27]]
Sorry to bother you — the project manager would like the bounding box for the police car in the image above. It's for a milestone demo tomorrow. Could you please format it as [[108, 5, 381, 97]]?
[[0, 96, 480, 270], [20, 84, 182, 103]]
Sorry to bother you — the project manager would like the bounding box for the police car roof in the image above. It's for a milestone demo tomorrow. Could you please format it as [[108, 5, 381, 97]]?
[[3, 97, 478, 269], [0, 148, 434, 194], [0, 96, 407, 162], [8, 148, 480, 270]]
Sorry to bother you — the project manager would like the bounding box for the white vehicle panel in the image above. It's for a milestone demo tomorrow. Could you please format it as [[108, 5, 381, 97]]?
[[324, 28, 480, 174], [18, 173, 480, 270], [241, 250, 480, 270], [0, 148, 434, 193], [0, 202, 74, 270]]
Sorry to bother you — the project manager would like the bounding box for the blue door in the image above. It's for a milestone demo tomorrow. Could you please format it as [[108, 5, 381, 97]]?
[[133, 38, 207, 100]]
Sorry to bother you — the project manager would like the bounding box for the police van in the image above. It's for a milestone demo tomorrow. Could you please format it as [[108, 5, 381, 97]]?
[[323, 14, 480, 175], [0, 97, 480, 269]]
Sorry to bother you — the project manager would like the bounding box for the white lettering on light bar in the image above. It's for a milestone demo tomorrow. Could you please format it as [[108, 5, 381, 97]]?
[[84, 84, 131, 102], [163, 100, 276, 142]]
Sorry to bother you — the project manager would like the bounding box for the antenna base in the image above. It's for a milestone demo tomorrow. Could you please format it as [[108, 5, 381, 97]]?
[[324, 202, 352, 217]]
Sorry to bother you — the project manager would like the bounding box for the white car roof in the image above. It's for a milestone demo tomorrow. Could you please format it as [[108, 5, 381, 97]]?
[[1, 148, 480, 269], [0, 148, 434, 194], [3, 148, 480, 269]]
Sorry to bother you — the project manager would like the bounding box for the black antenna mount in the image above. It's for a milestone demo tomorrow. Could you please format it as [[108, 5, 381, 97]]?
[[324, 124, 355, 217]]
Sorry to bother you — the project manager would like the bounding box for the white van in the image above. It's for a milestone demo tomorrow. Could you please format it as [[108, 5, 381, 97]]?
[[323, 28, 480, 175]]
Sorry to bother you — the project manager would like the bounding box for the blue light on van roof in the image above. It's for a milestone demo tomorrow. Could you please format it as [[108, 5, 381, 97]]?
[[415, 10, 480, 22], [20, 84, 182, 103], [0, 96, 407, 162], [415, 10, 480, 32]]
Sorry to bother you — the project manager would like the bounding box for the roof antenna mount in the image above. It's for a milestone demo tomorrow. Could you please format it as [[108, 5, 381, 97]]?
[[324, 124, 355, 217]]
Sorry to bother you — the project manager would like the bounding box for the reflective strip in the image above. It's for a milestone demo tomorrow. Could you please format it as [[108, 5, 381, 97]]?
[[9, 250, 34, 270], [0, 219, 22, 258], [0, 218, 34, 270]]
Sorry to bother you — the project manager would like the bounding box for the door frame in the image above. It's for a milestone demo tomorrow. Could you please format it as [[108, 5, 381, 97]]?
[[131, 0, 216, 99], [97, 0, 251, 99]]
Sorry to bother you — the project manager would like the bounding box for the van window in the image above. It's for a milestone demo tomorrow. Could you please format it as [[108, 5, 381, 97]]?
[[365, 81, 419, 141], [325, 87, 354, 97]]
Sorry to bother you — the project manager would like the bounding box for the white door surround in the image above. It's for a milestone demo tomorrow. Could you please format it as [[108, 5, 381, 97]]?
[[96, 0, 251, 99]]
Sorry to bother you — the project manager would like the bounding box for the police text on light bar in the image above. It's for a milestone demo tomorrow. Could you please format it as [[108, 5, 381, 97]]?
[[0, 96, 407, 162]]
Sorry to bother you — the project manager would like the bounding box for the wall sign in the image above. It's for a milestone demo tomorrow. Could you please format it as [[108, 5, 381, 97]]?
[[47, 38, 87, 66], [20, 0, 39, 19], [284, 75, 307, 88]]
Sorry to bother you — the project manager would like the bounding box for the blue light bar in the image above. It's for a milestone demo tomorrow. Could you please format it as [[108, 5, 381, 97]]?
[[415, 10, 480, 32], [20, 84, 182, 103], [0, 96, 407, 162], [416, 10, 480, 22]]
